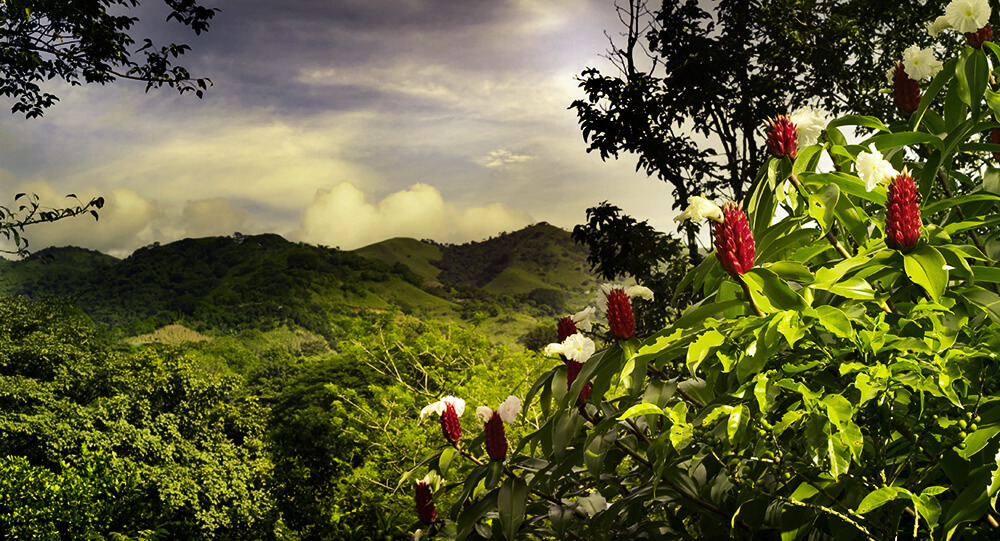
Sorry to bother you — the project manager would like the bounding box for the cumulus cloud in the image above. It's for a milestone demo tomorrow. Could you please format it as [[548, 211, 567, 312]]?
[[297, 182, 532, 249]]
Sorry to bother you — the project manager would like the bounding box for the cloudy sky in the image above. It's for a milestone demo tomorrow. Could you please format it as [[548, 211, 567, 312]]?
[[2, 0, 679, 257]]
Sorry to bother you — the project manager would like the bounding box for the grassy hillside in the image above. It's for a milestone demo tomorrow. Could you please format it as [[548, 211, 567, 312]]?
[[2, 224, 602, 348]]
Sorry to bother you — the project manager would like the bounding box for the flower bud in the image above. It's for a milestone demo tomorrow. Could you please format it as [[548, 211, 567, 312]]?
[[967, 23, 994, 48], [892, 63, 921, 115], [557, 316, 577, 342], [714, 204, 755, 278], [885, 172, 921, 252], [605, 288, 635, 340], [441, 402, 462, 444], [415, 480, 436, 523], [765, 115, 797, 159], [484, 411, 508, 461]]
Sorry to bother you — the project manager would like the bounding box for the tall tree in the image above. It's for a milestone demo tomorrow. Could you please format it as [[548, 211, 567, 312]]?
[[571, 0, 962, 309]]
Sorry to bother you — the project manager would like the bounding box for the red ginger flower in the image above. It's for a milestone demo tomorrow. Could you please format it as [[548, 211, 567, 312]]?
[[420, 396, 465, 444], [557, 316, 577, 342], [765, 115, 797, 159], [885, 171, 921, 252], [967, 24, 994, 48], [714, 204, 755, 278], [483, 412, 508, 461], [415, 478, 437, 523], [893, 63, 921, 115], [565, 360, 592, 405], [605, 288, 635, 340]]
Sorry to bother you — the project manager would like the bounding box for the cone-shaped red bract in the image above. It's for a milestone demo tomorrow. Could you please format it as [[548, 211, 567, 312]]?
[[714, 204, 755, 278], [967, 24, 994, 48], [440, 402, 462, 444], [415, 481, 436, 523], [484, 411, 508, 461], [893, 63, 921, 115], [885, 172, 921, 252], [566, 360, 591, 405], [606, 288, 635, 340], [557, 316, 577, 342], [991, 128, 1000, 163], [765, 116, 797, 159]]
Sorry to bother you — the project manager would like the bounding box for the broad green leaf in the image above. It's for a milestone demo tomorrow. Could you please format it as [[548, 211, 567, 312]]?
[[727, 404, 747, 444], [827, 115, 889, 132], [802, 172, 886, 205], [774, 410, 804, 435], [498, 477, 527, 540], [741, 268, 809, 313], [824, 277, 876, 300], [903, 245, 948, 302], [971, 265, 1000, 283], [686, 329, 725, 374], [767, 261, 814, 283], [617, 402, 665, 420], [828, 434, 850, 478], [863, 131, 943, 152], [958, 425, 1000, 459], [776, 310, 806, 347], [956, 286, 1000, 324], [807, 183, 840, 233], [814, 305, 854, 339], [922, 193, 1000, 215], [855, 486, 909, 514], [821, 394, 853, 429]]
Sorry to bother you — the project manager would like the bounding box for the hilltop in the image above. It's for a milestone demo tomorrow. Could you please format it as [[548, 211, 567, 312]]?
[[0, 223, 600, 347]]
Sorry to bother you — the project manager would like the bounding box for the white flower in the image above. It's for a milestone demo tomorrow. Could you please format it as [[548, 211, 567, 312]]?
[[497, 395, 521, 423], [788, 107, 828, 148], [570, 306, 596, 332], [625, 285, 655, 302], [420, 395, 466, 419], [561, 333, 596, 362], [902, 45, 943, 80], [673, 196, 724, 224], [927, 15, 952, 37], [543, 342, 564, 358], [945, 0, 990, 33], [856, 145, 898, 192], [475, 405, 494, 422]]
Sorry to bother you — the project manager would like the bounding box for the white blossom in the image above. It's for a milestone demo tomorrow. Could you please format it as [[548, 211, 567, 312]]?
[[571, 306, 596, 332], [497, 395, 521, 423], [927, 15, 952, 37], [902, 45, 943, 80], [476, 405, 494, 422], [543, 342, 564, 358], [945, 0, 990, 33], [562, 333, 596, 363], [673, 196, 724, 224], [625, 285, 655, 302], [856, 145, 898, 192], [420, 395, 466, 419], [788, 107, 828, 148]]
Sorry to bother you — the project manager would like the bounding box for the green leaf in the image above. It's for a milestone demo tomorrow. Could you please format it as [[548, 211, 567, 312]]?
[[617, 402, 665, 420], [922, 193, 1000, 215], [957, 286, 1000, 324], [807, 183, 840, 233], [801, 172, 886, 205], [823, 277, 876, 300], [741, 268, 809, 313], [958, 425, 1000, 459], [766, 261, 815, 283], [827, 115, 889, 133], [498, 477, 527, 540], [686, 329, 725, 374], [855, 486, 909, 514], [903, 245, 948, 302], [863, 131, 943, 152], [813, 305, 855, 339], [727, 404, 747, 444]]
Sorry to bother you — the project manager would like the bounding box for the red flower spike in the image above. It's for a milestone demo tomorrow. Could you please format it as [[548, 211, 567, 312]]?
[[484, 411, 508, 461], [440, 402, 462, 444], [885, 172, 921, 253], [765, 115, 797, 159], [606, 288, 635, 340], [967, 24, 993, 48], [714, 204, 756, 279], [557, 316, 577, 342], [991, 128, 1000, 163], [415, 481, 437, 523], [893, 63, 921, 115], [565, 361, 591, 405]]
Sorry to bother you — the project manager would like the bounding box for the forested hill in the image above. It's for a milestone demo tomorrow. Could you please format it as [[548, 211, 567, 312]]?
[[0, 223, 600, 345]]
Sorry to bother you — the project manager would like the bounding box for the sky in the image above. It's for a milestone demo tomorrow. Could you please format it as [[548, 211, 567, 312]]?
[[1, 0, 680, 257]]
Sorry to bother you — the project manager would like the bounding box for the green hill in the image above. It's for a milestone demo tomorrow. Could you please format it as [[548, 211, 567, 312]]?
[[1, 224, 602, 348]]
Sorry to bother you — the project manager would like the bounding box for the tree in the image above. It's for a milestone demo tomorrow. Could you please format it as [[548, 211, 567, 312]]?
[[571, 0, 962, 269], [0, 0, 218, 255], [0, 0, 218, 118]]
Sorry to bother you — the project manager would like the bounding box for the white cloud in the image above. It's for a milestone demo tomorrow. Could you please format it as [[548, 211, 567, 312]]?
[[477, 149, 533, 168], [297, 182, 532, 249]]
